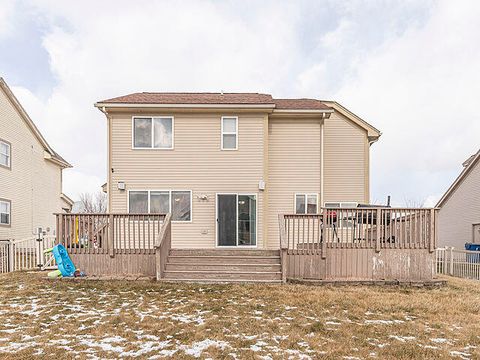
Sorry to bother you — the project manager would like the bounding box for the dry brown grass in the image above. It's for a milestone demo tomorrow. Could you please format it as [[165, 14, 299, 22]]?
[[0, 272, 479, 359]]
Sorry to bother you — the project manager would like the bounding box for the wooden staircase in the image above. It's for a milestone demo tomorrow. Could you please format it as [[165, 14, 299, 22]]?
[[162, 249, 282, 283]]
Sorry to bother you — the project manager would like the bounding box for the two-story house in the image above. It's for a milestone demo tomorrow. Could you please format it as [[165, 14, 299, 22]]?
[[0, 78, 72, 242], [95, 92, 381, 251]]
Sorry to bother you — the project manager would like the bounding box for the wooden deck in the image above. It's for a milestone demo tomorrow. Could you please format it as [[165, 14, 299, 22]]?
[[55, 207, 438, 283]]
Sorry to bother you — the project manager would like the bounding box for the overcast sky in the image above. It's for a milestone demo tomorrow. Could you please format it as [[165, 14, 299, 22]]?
[[1, 0, 479, 206]]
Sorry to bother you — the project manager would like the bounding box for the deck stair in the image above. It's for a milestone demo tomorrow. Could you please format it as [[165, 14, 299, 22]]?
[[163, 249, 282, 283]]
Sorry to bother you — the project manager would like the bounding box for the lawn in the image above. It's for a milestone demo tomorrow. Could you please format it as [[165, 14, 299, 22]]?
[[0, 273, 479, 359]]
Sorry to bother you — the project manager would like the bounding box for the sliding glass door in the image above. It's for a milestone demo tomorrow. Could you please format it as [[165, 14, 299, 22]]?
[[217, 194, 256, 247]]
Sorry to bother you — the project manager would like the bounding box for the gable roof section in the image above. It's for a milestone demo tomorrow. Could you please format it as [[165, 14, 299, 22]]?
[[99, 92, 275, 105], [96, 92, 380, 136], [273, 98, 331, 111], [0, 78, 71, 168], [322, 101, 381, 142], [437, 149, 480, 207]]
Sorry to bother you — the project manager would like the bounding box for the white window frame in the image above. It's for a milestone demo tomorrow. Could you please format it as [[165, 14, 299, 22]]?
[[324, 202, 359, 228], [127, 190, 192, 223], [294, 193, 319, 214], [215, 192, 258, 248], [0, 199, 11, 226], [221, 116, 238, 150], [131, 116, 174, 150], [324, 202, 358, 208], [0, 139, 11, 169]]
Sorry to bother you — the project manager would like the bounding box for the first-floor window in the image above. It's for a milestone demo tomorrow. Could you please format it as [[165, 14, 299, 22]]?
[[0, 140, 10, 168], [295, 194, 318, 214], [129, 190, 191, 221], [324, 202, 358, 227], [0, 200, 10, 225]]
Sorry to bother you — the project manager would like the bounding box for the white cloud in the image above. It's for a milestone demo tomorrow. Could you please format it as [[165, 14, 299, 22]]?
[[4, 0, 480, 207], [297, 0, 480, 205], [0, 0, 16, 39]]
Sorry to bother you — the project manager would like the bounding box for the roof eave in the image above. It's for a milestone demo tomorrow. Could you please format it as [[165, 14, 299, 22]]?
[[0, 78, 71, 168], [94, 102, 276, 109], [436, 150, 480, 208]]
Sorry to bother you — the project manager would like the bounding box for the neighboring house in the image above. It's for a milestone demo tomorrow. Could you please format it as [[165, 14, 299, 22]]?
[[94, 92, 381, 250], [0, 78, 72, 241], [437, 149, 480, 248]]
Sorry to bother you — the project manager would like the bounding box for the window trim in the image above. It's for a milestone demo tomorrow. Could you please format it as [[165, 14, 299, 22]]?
[[127, 189, 192, 223], [0, 139, 11, 170], [131, 116, 174, 150], [221, 116, 238, 150], [323, 201, 359, 208], [294, 193, 319, 214], [0, 199, 11, 227], [215, 192, 258, 248]]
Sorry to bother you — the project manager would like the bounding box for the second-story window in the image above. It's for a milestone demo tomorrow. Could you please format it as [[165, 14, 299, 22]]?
[[221, 116, 238, 150], [133, 117, 173, 149], [0, 140, 11, 168]]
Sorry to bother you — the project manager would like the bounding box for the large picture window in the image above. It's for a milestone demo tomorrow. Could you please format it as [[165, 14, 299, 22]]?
[[128, 190, 191, 222], [0, 140, 11, 169], [0, 200, 10, 226], [133, 117, 173, 149], [295, 194, 318, 214], [221, 116, 238, 150]]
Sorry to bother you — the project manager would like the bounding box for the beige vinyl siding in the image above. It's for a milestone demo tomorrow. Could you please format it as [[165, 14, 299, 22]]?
[[267, 118, 321, 249], [438, 159, 480, 248], [0, 88, 63, 240], [323, 110, 368, 204], [109, 112, 265, 248]]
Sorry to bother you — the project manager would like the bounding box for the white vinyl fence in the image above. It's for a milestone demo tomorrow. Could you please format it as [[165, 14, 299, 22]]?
[[0, 235, 56, 274], [436, 247, 480, 280]]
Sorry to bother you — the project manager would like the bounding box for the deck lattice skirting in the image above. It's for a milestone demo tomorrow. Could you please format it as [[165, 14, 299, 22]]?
[[55, 207, 437, 282]]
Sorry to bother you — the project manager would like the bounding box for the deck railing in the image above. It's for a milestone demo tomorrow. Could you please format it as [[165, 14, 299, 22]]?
[[55, 213, 167, 256], [280, 207, 436, 257]]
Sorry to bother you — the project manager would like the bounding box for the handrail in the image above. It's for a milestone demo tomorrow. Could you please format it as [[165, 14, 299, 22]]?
[[155, 213, 172, 280], [280, 207, 436, 253]]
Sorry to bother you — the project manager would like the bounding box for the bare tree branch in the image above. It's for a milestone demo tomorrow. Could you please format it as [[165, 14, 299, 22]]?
[[79, 191, 107, 213]]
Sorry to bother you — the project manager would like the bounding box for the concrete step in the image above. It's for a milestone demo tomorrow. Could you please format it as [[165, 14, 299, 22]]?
[[169, 249, 280, 257], [163, 270, 282, 281], [160, 278, 282, 284], [165, 263, 281, 272], [167, 255, 281, 265]]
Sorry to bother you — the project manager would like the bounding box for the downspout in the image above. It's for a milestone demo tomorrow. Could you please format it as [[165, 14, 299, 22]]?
[[100, 106, 111, 213], [320, 113, 325, 207]]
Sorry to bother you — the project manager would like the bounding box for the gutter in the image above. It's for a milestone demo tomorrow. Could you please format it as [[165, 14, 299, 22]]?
[[94, 102, 277, 109]]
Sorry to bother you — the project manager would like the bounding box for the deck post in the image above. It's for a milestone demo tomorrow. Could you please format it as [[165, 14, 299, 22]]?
[[375, 208, 381, 253], [429, 208, 435, 253], [321, 214, 326, 259], [108, 214, 114, 258], [278, 214, 287, 283]]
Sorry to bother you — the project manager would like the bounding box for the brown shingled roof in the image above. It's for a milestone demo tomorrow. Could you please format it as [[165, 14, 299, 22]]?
[[99, 92, 274, 105], [273, 98, 331, 110]]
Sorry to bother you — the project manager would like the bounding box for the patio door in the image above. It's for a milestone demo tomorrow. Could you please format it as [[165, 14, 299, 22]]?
[[217, 194, 256, 247]]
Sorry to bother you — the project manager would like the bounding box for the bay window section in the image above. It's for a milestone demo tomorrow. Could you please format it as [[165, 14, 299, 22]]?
[[133, 116, 173, 149], [128, 190, 191, 222]]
